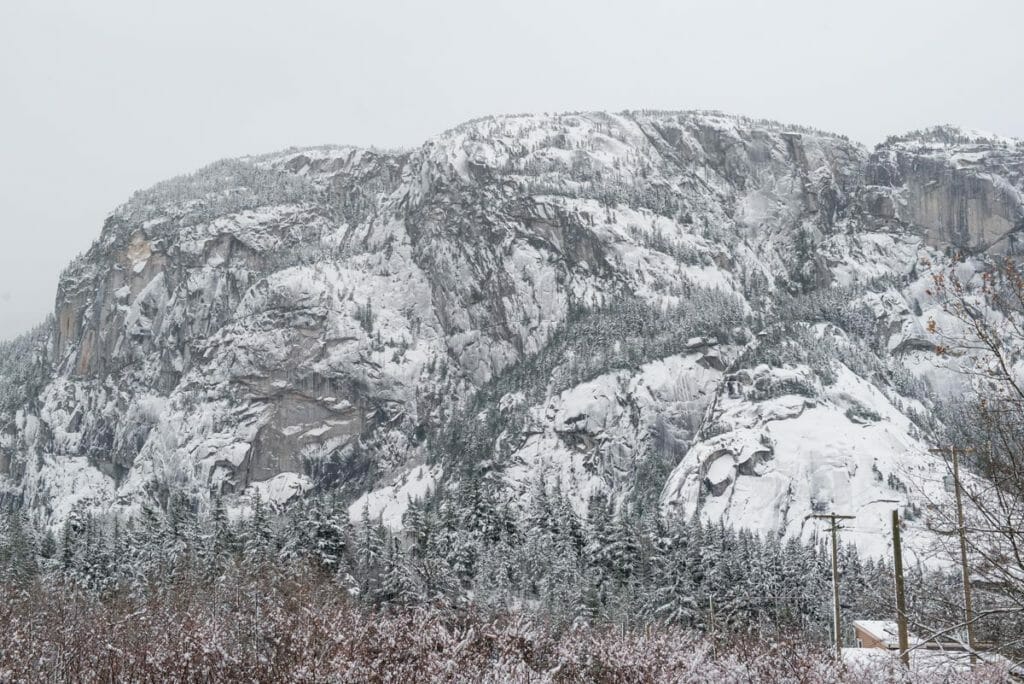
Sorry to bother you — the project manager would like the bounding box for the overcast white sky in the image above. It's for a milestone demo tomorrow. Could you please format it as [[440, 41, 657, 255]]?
[[1, 0, 1022, 339]]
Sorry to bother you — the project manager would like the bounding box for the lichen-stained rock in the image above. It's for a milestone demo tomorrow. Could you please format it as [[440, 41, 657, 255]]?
[[1, 112, 1021, 556]]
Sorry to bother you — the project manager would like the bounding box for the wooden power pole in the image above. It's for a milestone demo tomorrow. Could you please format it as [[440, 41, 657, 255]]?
[[809, 512, 855, 657], [891, 509, 911, 667], [930, 446, 977, 664]]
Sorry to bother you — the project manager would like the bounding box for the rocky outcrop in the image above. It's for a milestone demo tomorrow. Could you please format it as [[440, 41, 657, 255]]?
[[865, 128, 1024, 253]]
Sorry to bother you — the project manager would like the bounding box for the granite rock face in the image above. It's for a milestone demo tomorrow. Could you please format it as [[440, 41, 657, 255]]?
[[865, 127, 1024, 252], [1, 113, 1022, 553]]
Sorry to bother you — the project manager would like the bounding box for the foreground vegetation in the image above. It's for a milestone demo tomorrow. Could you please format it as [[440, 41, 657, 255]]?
[[0, 566, 1011, 683], [1, 487, 1021, 682]]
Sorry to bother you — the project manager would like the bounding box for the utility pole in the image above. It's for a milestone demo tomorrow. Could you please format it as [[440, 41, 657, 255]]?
[[930, 446, 977, 664], [891, 509, 911, 668], [809, 512, 856, 658]]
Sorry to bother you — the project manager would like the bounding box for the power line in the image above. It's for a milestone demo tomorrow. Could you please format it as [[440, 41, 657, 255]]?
[[892, 508, 911, 668], [930, 445, 978, 666], [808, 512, 856, 658]]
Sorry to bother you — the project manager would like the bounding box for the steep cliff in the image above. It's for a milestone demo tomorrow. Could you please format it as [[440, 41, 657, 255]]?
[[2, 112, 1021, 555]]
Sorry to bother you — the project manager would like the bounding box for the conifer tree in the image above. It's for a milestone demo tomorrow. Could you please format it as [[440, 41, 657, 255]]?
[[242, 492, 273, 567], [0, 510, 38, 585], [355, 499, 387, 596]]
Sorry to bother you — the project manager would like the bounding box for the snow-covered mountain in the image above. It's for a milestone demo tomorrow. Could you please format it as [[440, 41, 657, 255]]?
[[2, 111, 1022, 556]]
